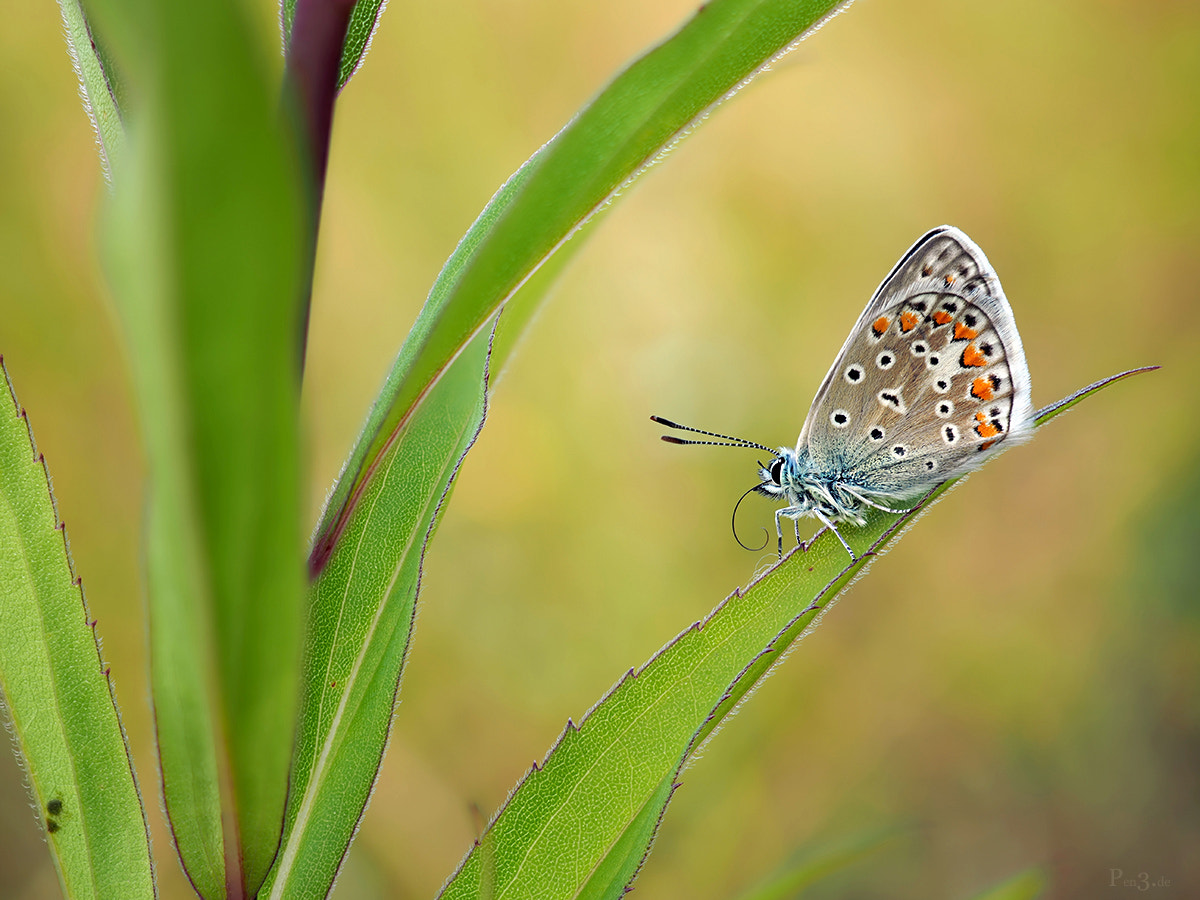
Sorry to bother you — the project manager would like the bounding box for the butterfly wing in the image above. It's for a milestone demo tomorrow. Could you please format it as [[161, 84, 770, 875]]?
[[797, 226, 1035, 501]]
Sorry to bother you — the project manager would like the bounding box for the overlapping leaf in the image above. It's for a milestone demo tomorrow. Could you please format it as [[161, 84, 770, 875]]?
[[45, 1, 1151, 897], [307, 0, 858, 574], [280, 0, 388, 90], [269, 1, 859, 895], [437, 370, 1154, 899]]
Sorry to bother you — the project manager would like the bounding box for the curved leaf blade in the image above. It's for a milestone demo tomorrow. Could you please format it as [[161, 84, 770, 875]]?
[[263, 328, 493, 898], [269, 3, 857, 891], [308, 0, 858, 575], [1031, 366, 1159, 426], [437, 369, 1154, 900], [265, 158, 594, 898], [0, 360, 154, 900]]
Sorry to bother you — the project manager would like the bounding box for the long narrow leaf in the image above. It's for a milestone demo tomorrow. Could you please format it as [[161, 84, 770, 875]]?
[[57, 0, 125, 179], [263, 325, 493, 897], [437, 370, 1153, 900], [269, 3, 856, 893], [89, 0, 308, 893], [0, 360, 153, 900], [308, 0, 857, 575], [265, 167, 592, 897]]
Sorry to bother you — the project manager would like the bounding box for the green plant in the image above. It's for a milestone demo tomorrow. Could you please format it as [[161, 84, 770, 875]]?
[[0, 0, 1154, 898]]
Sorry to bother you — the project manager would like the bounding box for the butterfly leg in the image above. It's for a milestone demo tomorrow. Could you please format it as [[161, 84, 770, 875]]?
[[774, 508, 816, 558], [813, 509, 858, 563]]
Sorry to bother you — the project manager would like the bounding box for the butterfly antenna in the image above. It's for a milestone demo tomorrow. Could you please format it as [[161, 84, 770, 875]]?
[[732, 483, 769, 552], [650, 415, 773, 452]]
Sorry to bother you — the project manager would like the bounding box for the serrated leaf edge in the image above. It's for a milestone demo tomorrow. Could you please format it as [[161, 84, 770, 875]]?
[[437, 366, 1156, 898], [1, 355, 155, 895]]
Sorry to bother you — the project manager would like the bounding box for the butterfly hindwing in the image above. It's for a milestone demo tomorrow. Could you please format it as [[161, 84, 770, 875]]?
[[798, 226, 1035, 501]]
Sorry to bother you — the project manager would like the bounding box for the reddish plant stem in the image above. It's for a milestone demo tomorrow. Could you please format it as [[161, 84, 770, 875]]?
[[284, 0, 357, 367]]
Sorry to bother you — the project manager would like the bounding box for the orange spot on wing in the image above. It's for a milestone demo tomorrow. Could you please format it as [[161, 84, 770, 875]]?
[[944, 273, 957, 286], [974, 412, 1000, 438], [979, 439, 997, 451], [961, 344, 987, 367], [971, 377, 995, 400], [954, 321, 978, 341], [900, 311, 919, 332], [932, 310, 953, 326], [872, 316, 890, 336]]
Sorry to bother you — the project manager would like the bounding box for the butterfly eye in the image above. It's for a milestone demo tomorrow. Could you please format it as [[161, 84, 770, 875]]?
[[769, 458, 784, 484]]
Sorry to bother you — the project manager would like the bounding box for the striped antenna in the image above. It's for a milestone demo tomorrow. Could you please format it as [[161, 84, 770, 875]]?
[[650, 415, 773, 452]]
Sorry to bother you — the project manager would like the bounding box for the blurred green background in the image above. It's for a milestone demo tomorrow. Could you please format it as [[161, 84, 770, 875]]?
[[2, 1, 1197, 897]]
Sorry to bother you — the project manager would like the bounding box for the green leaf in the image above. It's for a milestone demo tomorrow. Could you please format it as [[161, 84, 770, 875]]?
[[262, 324, 492, 898], [307, 0, 857, 575], [967, 867, 1047, 900], [1030, 366, 1159, 427], [267, 3, 858, 893], [264, 157, 596, 899], [90, 0, 308, 894], [436, 367, 1154, 900], [573, 774, 678, 900], [57, 0, 125, 179], [269, 169, 594, 900], [0, 360, 153, 900], [280, 0, 389, 91]]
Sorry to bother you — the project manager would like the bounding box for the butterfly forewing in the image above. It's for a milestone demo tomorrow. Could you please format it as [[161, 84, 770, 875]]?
[[798, 226, 1034, 501]]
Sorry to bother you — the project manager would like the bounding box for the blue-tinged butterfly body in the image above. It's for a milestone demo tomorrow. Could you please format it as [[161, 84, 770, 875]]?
[[655, 226, 1034, 560]]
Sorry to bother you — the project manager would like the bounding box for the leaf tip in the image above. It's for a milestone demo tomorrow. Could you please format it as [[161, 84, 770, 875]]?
[[1033, 365, 1160, 426]]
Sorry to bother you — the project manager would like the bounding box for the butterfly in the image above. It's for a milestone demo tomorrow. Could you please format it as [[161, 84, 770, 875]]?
[[653, 226, 1035, 560]]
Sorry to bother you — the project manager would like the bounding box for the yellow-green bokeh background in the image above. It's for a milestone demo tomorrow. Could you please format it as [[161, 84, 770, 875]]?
[[2, 1, 1198, 897]]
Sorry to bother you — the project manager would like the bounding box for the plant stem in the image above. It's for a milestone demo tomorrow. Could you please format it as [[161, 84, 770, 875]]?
[[284, 0, 357, 368]]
